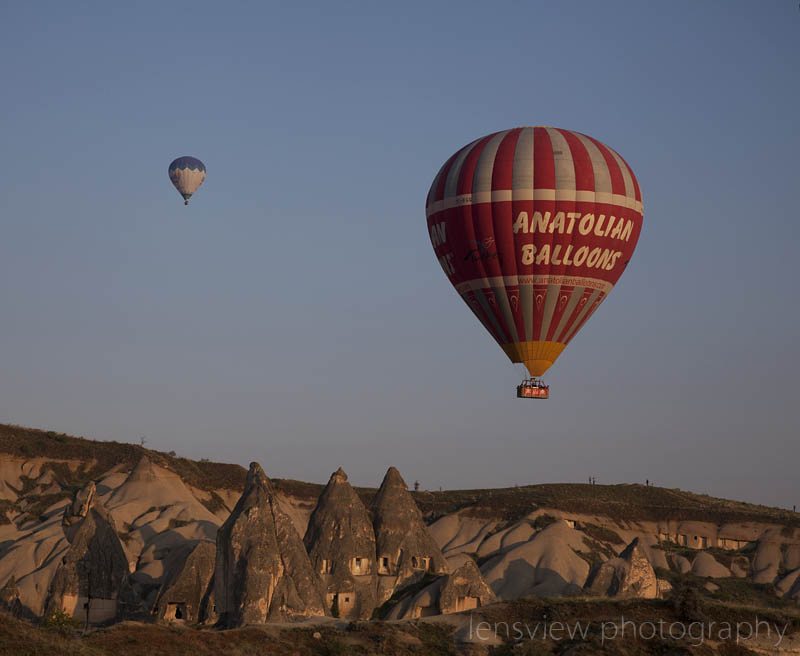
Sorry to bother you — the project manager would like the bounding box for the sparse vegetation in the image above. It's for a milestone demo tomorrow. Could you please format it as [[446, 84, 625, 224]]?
[[575, 549, 603, 569], [656, 540, 702, 562], [0, 586, 796, 655], [0, 423, 247, 494], [198, 491, 227, 515], [670, 579, 705, 622], [41, 607, 81, 636], [0, 499, 15, 525], [414, 482, 800, 528], [578, 535, 615, 566], [532, 514, 557, 530], [411, 621, 458, 655], [581, 522, 625, 545], [16, 475, 39, 496], [656, 565, 796, 611], [22, 492, 71, 522], [315, 635, 349, 656], [705, 547, 741, 569]]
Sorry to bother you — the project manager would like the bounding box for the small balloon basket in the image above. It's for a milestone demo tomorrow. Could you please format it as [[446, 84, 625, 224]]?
[[517, 378, 550, 399]]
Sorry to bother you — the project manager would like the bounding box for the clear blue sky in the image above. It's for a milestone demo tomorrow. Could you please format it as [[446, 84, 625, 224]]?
[[1, 1, 797, 508]]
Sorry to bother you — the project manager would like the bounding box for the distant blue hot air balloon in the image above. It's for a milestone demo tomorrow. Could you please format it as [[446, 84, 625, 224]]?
[[168, 156, 206, 205]]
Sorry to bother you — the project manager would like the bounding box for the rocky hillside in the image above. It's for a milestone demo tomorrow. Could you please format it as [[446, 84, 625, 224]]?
[[0, 423, 799, 654]]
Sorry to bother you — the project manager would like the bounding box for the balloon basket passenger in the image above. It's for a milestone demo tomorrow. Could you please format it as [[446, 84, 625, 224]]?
[[517, 378, 549, 399]]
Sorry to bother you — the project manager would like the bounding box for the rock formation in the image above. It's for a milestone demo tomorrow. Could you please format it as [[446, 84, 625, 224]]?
[[387, 555, 496, 620], [788, 573, 800, 602], [45, 481, 130, 623], [730, 556, 749, 578], [2, 431, 800, 626], [480, 520, 589, 599], [371, 467, 448, 603], [671, 553, 691, 574], [783, 544, 800, 571], [691, 551, 731, 578], [752, 540, 782, 584], [656, 578, 673, 599], [0, 575, 19, 607], [214, 462, 326, 626], [106, 455, 220, 527], [62, 481, 96, 541], [106, 456, 160, 505], [303, 467, 377, 620], [0, 575, 24, 617], [439, 557, 496, 613], [154, 541, 216, 624], [584, 538, 657, 599]]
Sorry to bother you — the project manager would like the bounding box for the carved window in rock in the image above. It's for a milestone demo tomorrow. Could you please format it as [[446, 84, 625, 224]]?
[[321, 559, 332, 574], [378, 556, 390, 574], [456, 596, 479, 612], [720, 538, 744, 550], [166, 602, 187, 621], [351, 557, 368, 575], [411, 556, 419, 569], [422, 557, 430, 571], [331, 592, 356, 617]]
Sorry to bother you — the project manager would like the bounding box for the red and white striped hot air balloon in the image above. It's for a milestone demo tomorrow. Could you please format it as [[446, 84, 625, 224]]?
[[426, 127, 643, 398]]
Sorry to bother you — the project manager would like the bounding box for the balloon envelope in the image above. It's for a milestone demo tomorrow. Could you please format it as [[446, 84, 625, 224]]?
[[168, 156, 206, 204], [426, 127, 643, 377]]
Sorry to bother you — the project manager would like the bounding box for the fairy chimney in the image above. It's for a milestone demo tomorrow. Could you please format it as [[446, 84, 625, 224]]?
[[214, 462, 326, 626], [386, 556, 497, 619], [584, 537, 658, 599], [154, 541, 216, 624], [371, 467, 448, 603], [304, 467, 377, 619], [45, 481, 129, 624]]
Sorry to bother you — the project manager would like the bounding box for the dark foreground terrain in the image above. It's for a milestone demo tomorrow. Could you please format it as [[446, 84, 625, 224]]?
[[2, 595, 799, 656]]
